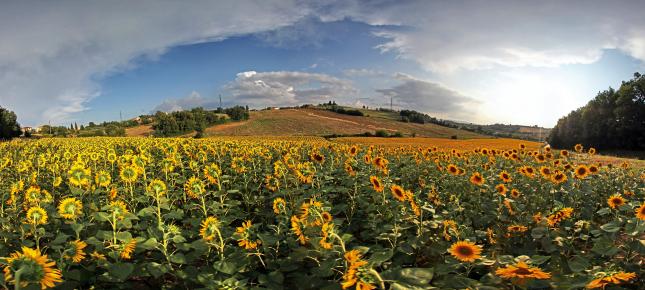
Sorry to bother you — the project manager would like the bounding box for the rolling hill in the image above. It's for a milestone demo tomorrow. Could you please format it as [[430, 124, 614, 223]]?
[[125, 108, 485, 138]]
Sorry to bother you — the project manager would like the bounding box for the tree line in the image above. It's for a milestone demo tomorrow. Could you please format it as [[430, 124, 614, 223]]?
[[548, 72, 645, 150], [0, 106, 21, 140]]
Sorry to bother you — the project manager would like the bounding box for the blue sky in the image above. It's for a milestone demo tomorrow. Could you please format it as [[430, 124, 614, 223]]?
[[1, 1, 644, 127]]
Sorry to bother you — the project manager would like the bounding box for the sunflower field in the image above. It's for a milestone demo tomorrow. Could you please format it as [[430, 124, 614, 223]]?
[[0, 137, 643, 289]]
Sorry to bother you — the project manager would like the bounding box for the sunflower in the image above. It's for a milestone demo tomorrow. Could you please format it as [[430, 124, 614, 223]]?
[[68, 164, 91, 187], [58, 197, 82, 220], [495, 261, 551, 282], [311, 152, 325, 163], [26, 206, 48, 225], [469, 172, 485, 186], [560, 150, 569, 157], [65, 240, 87, 263], [199, 216, 220, 241], [184, 176, 205, 199], [273, 198, 286, 215], [550, 170, 567, 184], [588, 147, 596, 155], [373, 157, 388, 170], [146, 179, 167, 196], [499, 171, 512, 183], [588, 165, 599, 174], [607, 194, 626, 209], [507, 225, 528, 233], [52, 176, 62, 188], [90, 251, 106, 261], [2, 247, 62, 289], [447, 164, 459, 175], [574, 143, 583, 152], [574, 165, 589, 179], [390, 185, 407, 201], [534, 154, 546, 163], [290, 215, 308, 245], [495, 184, 508, 196], [586, 272, 636, 289], [369, 176, 384, 192], [636, 203, 645, 220], [524, 166, 535, 177], [94, 170, 111, 187], [547, 207, 573, 227], [341, 250, 375, 290], [203, 163, 222, 185], [24, 186, 43, 205], [539, 166, 552, 178], [107, 152, 117, 163], [349, 145, 359, 156], [448, 241, 482, 262], [108, 200, 129, 220], [235, 220, 259, 250], [510, 189, 521, 199], [119, 165, 138, 184], [319, 222, 334, 250], [321, 211, 333, 222], [120, 239, 137, 260]]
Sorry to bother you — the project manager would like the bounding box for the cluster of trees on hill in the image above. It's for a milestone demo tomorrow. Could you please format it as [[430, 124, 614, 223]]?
[[0, 106, 21, 140], [399, 109, 452, 127], [318, 101, 365, 116], [153, 106, 249, 137], [548, 72, 645, 150]]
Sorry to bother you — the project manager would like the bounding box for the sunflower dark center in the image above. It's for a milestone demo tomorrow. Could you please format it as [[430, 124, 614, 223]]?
[[513, 268, 533, 275], [457, 246, 473, 256]]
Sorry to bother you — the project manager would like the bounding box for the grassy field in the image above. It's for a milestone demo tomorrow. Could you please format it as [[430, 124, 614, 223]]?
[[204, 108, 484, 138]]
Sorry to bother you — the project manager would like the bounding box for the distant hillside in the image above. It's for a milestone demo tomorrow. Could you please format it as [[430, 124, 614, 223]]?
[[203, 108, 485, 139], [445, 121, 552, 142]]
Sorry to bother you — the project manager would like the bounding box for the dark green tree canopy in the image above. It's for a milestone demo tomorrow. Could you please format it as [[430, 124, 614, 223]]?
[[548, 72, 645, 150], [0, 106, 21, 140]]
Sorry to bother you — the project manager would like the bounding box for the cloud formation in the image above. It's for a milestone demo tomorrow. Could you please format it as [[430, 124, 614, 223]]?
[[152, 91, 222, 113], [337, 0, 645, 72], [226, 71, 357, 107], [376, 73, 477, 118], [2, 0, 645, 125], [0, 0, 307, 125]]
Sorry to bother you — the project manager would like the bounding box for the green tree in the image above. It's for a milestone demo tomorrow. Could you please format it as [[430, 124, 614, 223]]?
[[0, 106, 21, 140], [548, 72, 645, 150]]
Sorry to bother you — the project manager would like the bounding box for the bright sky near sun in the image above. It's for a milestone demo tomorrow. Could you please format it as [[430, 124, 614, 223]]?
[[1, 1, 644, 127]]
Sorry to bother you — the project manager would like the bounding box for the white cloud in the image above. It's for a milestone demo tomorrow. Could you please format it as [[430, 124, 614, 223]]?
[[375, 73, 478, 119], [152, 91, 222, 112], [3, 0, 645, 126], [225, 70, 357, 107], [0, 0, 309, 125], [330, 0, 645, 72], [343, 68, 386, 77]]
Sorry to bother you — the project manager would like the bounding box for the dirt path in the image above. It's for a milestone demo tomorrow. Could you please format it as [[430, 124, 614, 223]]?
[[295, 109, 397, 132]]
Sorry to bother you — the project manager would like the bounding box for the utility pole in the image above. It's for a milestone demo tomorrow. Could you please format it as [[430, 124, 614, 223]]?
[[219, 94, 222, 108], [390, 96, 393, 111]]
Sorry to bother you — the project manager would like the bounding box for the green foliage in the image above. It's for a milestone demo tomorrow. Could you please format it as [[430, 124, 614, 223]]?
[[153, 107, 239, 136], [221, 106, 250, 121], [399, 109, 447, 126], [0, 106, 21, 140], [548, 72, 645, 150]]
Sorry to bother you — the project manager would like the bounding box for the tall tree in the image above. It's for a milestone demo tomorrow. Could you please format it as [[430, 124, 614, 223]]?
[[0, 106, 22, 140], [548, 72, 645, 150]]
